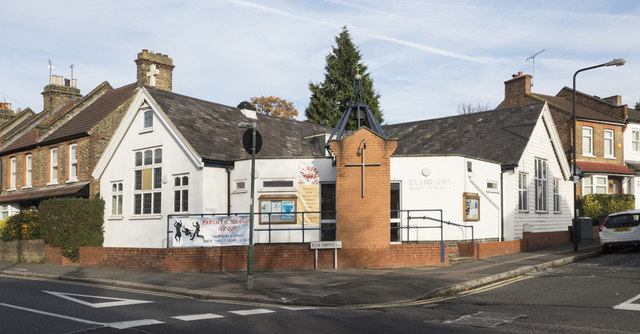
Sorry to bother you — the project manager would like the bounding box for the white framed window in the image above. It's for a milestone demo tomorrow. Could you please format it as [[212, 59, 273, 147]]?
[[1, 204, 19, 219], [24, 154, 32, 187], [111, 182, 123, 216], [553, 179, 561, 213], [143, 109, 153, 128], [582, 126, 593, 156], [173, 175, 189, 212], [234, 179, 247, 193], [9, 157, 16, 190], [49, 147, 58, 184], [633, 130, 640, 153], [518, 172, 528, 212], [133, 148, 162, 215], [260, 179, 296, 192], [583, 175, 607, 195], [486, 181, 499, 193], [68, 143, 78, 182], [604, 129, 614, 158], [535, 158, 548, 212]]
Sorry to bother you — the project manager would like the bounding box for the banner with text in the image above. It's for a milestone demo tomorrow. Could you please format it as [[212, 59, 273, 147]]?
[[171, 216, 250, 247]]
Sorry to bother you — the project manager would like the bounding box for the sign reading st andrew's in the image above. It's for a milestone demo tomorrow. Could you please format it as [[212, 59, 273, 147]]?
[[172, 216, 250, 247]]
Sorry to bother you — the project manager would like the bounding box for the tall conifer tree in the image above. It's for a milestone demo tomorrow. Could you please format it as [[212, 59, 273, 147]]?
[[305, 26, 383, 128]]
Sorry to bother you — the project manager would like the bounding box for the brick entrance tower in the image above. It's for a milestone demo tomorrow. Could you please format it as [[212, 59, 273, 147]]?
[[330, 128, 397, 249]]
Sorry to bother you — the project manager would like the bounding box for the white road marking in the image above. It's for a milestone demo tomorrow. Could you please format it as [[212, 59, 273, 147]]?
[[280, 306, 316, 311], [172, 313, 224, 321], [43, 290, 153, 308], [229, 308, 275, 316], [0, 303, 163, 329], [614, 293, 640, 311], [107, 319, 164, 329]]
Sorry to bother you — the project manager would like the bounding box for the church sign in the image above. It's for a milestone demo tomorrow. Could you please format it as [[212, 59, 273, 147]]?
[[171, 216, 250, 247]]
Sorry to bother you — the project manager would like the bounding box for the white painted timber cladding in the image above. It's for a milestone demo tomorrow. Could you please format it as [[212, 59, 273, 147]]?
[[512, 116, 573, 239]]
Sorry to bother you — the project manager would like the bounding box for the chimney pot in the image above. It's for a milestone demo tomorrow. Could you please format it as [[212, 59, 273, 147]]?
[[51, 75, 57, 85], [518, 71, 523, 76], [57, 76, 63, 85], [72, 78, 77, 88], [64, 78, 70, 86]]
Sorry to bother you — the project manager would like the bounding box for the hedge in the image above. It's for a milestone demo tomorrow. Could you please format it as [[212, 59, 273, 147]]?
[[0, 212, 39, 241], [39, 198, 104, 262], [579, 194, 635, 223]]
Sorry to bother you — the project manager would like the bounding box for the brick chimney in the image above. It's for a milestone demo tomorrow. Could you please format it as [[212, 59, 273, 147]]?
[[41, 75, 82, 111], [0, 102, 12, 115], [135, 50, 174, 91], [602, 95, 622, 106]]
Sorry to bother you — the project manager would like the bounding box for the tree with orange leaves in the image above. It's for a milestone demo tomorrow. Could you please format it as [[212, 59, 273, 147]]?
[[250, 96, 298, 120]]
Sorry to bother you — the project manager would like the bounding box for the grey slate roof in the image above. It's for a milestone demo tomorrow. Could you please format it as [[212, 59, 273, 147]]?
[[383, 103, 545, 166], [146, 86, 332, 162]]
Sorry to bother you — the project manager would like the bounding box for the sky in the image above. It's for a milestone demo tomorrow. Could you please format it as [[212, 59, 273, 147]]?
[[1, 0, 639, 125]]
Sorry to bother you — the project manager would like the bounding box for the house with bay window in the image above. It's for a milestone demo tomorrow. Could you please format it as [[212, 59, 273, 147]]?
[[498, 73, 633, 207]]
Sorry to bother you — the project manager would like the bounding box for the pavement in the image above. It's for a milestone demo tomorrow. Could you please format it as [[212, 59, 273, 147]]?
[[0, 240, 602, 307]]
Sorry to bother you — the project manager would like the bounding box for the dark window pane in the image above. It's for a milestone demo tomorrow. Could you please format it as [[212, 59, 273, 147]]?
[[134, 170, 142, 190], [390, 183, 400, 219], [154, 149, 162, 164], [263, 180, 293, 188], [174, 177, 180, 187], [153, 167, 162, 189], [182, 176, 188, 186], [118, 183, 123, 192], [153, 192, 161, 214], [134, 194, 142, 215], [143, 193, 152, 214], [182, 189, 188, 211], [320, 183, 336, 220], [174, 190, 180, 212], [144, 150, 152, 165], [135, 152, 142, 166]]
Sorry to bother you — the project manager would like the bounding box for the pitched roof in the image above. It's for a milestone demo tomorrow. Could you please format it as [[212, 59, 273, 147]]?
[[628, 108, 640, 122], [145, 86, 332, 162], [43, 83, 137, 144], [383, 103, 545, 166], [531, 93, 624, 123]]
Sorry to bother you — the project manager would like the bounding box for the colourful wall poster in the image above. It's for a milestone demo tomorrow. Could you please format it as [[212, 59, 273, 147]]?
[[298, 162, 319, 185], [171, 216, 249, 248], [281, 200, 295, 219], [297, 185, 320, 225]]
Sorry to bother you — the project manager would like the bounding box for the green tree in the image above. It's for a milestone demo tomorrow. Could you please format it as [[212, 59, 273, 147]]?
[[635, 101, 640, 110], [305, 26, 383, 129]]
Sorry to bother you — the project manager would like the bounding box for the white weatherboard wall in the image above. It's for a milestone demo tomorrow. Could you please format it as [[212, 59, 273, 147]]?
[[101, 102, 204, 248], [509, 115, 573, 240], [624, 122, 640, 209], [229, 158, 335, 244], [390, 156, 502, 242]]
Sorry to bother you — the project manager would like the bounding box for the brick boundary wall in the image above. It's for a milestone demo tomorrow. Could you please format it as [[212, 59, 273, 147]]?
[[459, 240, 522, 259], [522, 231, 570, 251], [0, 240, 45, 262]]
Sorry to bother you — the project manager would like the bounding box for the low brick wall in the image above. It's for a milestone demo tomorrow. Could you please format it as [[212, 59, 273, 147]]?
[[0, 240, 45, 263], [79, 243, 459, 272], [522, 231, 570, 251], [459, 240, 522, 259]]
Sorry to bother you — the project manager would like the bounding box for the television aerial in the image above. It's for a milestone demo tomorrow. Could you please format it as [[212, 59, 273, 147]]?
[[525, 49, 545, 87]]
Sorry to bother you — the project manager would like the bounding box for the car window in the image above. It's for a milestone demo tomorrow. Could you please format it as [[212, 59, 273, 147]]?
[[604, 214, 640, 228]]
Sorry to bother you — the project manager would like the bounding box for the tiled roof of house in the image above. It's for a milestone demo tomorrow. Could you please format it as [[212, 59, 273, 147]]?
[[627, 108, 640, 122], [531, 93, 624, 123], [146, 86, 332, 162], [576, 161, 633, 175], [383, 103, 544, 166], [43, 83, 138, 144]]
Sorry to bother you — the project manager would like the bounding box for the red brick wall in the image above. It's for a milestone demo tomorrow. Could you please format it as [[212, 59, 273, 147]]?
[[459, 240, 522, 259], [330, 129, 397, 249], [522, 231, 570, 251], [77, 243, 458, 272]]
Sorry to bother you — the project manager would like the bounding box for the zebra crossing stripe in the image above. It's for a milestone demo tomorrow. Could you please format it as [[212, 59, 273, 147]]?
[[172, 313, 224, 321], [229, 308, 275, 316]]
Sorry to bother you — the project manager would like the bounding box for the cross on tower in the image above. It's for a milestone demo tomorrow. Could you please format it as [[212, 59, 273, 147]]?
[[346, 139, 381, 198], [146, 64, 160, 87]]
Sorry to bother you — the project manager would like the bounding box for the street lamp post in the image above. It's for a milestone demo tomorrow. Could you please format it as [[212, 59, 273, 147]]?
[[238, 121, 257, 289], [572, 58, 625, 252]]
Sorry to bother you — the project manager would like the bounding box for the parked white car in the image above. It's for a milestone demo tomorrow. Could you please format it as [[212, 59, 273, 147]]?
[[599, 210, 640, 252]]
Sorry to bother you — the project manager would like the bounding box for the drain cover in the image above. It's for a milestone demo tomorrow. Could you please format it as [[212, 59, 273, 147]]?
[[444, 311, 527, 328]]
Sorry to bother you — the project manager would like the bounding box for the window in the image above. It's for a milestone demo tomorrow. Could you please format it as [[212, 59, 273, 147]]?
[[234, 180, 247, 192], [261, 179, 296, 191], [535, 158, 548, 212], [583, 175, 607, 195], [633, 130, 640, 153], [1, 204, 19, 219], [553, 179, 561, 213], [582, 126, 593, 156], [25, 154, 32, 187], [174, 175, 189, 212], [518, 172, 528, 211], [320, 183, 336, 241], [604, 129, 614, 158], [9, 157, 16, 190], [68, 143, 78, 181], [486, 181, 499, 193], [50, 148, 58, 184], [111, 182, 123, 216], [133, 148, 162, 215], [143, 109, 153, 128], [390, 182, 401, 242]]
